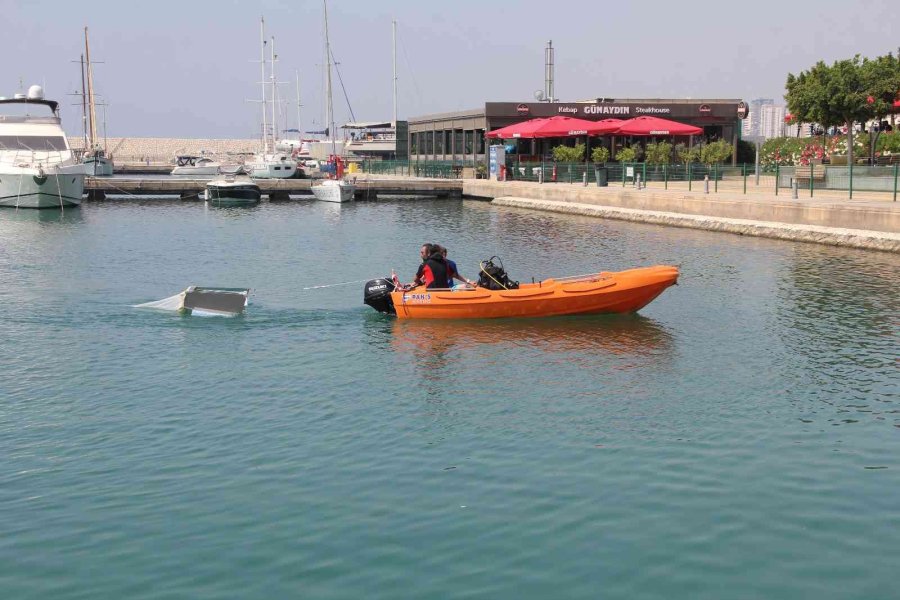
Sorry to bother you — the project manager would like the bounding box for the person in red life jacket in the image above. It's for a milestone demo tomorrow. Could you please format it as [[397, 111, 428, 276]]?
[[411, 243, 449, 289]]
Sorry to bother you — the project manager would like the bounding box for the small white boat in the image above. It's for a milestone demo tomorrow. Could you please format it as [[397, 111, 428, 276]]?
[[205, 176, 261, 205], [171, 155, 220, 176], [0, 86, 85, 209], [311, 178, 355, 203]]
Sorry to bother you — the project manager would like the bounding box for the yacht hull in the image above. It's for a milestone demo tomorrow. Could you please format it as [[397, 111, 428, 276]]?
[[248, 162, 297, 179], [311, 179, 355, 203], [171, 165, 220, 176], [206, 181, 261, 205], [0, 171, 85, 208], [82, 156, 114, 176]]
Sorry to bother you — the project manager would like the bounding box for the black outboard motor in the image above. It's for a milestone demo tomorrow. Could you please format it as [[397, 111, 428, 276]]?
[[363, 278, 396, 314]]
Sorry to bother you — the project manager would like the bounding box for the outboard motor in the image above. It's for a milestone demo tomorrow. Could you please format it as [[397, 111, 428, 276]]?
[[363, 278, 396, 314]]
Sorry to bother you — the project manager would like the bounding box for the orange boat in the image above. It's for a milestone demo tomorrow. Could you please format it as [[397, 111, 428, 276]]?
[[363, 265, 678, 319]]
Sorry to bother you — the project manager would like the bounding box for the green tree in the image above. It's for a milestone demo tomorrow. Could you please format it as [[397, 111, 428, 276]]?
[[861, 53, 900, 120], [616, 146, 637, 162], [590, 146, 610, 163], [644, 141, 673, 165], [785, 55, 885, 166], [551, 143, 585, 163], [675, 143, 699, 164], [699, 140, 733, 165]]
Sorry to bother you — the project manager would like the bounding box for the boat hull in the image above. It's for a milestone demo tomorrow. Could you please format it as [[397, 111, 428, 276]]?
[[82, 156, 114, 176], [389, 265, 678, 319], [0, 171, 85, 208], [247, 157, 297, 179], [206, 182, 261, 205], [171, 165, 220, 176], [311, 179, 355, 203]]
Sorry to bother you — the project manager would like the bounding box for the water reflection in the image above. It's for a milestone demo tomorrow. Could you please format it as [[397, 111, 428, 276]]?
[[775, 244, 900, 426], [0, 206, 85, 226], [387, 314, 674, 365]]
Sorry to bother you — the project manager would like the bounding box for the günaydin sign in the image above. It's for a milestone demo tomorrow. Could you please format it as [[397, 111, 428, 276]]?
[[698, 104, 712, 114], [737, 101, 749, 120], [516, 103, 530, 115], [580, 105, 630, 116]]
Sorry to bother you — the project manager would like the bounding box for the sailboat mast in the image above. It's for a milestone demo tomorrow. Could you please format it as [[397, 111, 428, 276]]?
[[270, 36, 278, 150], [392, 19, 397, 126], [260, 17, 269, 154], [323, 0, 334, 154], [296, 70, 303, 138], [84, 27, 98, 149], [79, 54, 88, 148]]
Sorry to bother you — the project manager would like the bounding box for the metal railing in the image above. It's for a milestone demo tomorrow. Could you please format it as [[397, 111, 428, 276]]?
[[359, 159, 900, 201]]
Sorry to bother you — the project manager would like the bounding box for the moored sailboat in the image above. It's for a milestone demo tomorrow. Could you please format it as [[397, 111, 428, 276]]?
[[311, 0, 355, 203]]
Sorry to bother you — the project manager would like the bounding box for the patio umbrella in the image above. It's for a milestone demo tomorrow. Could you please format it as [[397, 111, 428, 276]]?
[[530, 116, 616, 138], [585, 118, 625, 135], [614, 116, 703, 136], [486, 118, 552, 139], [487, 116, 621, 139]]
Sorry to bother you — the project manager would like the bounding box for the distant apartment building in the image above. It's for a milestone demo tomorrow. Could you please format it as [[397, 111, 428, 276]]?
[[760, 104, 786, 138], [742, 98, 774, 139]]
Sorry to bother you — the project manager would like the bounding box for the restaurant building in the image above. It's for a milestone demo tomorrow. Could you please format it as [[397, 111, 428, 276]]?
[[408, 98, 748, 166]]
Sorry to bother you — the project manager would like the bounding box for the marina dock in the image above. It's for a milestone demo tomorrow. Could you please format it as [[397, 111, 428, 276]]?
[[84, 177, 463, 200]]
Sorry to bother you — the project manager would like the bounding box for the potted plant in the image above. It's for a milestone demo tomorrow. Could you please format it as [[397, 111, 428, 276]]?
[[591, 146, 610, 186]]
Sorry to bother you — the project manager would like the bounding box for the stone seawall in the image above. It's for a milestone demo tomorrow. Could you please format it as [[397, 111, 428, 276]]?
[[458, 180, 900, 253]]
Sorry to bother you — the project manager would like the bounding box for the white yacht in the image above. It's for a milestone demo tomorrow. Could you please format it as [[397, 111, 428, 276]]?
[[0, 86, 85, 209], [246, 152, 296, 179], [171, 155, 221, 176]]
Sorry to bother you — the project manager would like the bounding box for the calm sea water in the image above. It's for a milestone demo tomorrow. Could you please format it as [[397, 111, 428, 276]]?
[[1, 198, 898, 599]]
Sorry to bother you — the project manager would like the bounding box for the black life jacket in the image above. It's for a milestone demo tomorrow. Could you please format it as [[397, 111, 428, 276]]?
[[422, 253, 449, 289]]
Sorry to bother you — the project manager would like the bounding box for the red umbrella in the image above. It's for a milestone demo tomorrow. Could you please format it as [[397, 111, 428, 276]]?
[[530, 116, 614, 137], [486, 117, 552, 139], [585, 118, 625, 135], [614, 116, 703, 136], [487, 116, 620, 139]]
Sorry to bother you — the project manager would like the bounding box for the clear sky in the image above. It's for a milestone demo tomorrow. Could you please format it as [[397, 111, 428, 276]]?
[[2, 0, 896, 138]]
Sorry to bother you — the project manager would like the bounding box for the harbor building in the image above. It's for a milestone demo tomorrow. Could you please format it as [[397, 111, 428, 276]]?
[[408, 99, 748, 166]]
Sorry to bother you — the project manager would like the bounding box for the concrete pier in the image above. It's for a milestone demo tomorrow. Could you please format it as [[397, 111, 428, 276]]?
[[460, 180, 900, 252], [84, 177, 463, 200]]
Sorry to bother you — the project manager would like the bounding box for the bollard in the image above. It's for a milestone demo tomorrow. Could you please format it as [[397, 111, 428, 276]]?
[[635, 173, 642, 189], [792, 178, 799, 199], [583, 171, 588, 186], [538, 168, 543, 184], [703, 174, 709, 194]]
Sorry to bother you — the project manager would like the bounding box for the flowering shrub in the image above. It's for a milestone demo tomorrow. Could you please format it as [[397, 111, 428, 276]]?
[[759, 135, 872, 166], [878, 131, 900, 156]]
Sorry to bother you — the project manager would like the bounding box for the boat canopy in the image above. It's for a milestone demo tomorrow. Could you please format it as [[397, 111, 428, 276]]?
[[0, 98, 59, 114], [342, 121, 393, 130]]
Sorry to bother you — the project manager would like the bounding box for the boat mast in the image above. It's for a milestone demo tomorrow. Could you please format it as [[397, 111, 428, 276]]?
[[392, 19, 397, 126], [79, 54, 88, 149], [259, 17, 269, 154], [84, 27, 98, 150], [323, 0, 334, 154], [270, 35, 278, 150], [296, 70, 303, 139]]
